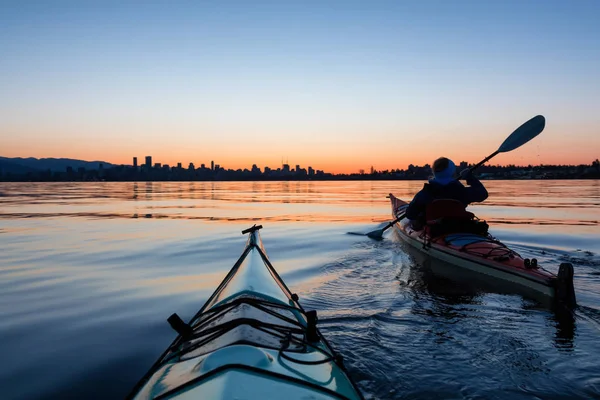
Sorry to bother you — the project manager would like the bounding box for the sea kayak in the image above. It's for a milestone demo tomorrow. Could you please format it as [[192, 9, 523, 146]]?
[[388, 194, 576, 309], [127, 225, 364, 400]]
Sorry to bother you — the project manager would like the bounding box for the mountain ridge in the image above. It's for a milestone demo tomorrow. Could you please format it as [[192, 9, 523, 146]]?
[[0, 157, 117, 172]]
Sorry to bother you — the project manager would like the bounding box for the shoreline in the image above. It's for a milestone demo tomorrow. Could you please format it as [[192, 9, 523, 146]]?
[[1, 177, 598, 183]]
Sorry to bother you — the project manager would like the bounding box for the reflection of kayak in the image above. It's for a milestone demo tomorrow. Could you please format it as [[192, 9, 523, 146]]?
[[127, 225, 363, 400], [388, 194, 576, 308]]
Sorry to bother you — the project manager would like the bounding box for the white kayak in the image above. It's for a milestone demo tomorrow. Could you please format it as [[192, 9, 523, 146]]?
[[127, 225, 364, 400]]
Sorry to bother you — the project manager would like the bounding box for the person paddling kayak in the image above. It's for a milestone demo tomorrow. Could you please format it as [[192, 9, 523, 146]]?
[[405, 157, 488, 228]]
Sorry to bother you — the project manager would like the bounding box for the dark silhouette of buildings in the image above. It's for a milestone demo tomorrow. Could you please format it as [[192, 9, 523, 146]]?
[[1, 156, 599, 182]]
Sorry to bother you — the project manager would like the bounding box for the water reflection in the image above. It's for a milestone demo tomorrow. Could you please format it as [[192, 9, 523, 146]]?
[[0, 181, 599, 399], [552, 311, 576, 351]]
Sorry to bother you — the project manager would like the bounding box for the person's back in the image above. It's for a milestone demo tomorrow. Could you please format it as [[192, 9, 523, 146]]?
[[405, 157, 488, 226]]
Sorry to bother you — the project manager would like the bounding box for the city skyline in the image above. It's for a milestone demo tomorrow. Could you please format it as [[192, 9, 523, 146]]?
[[125, 154, 600, 174], [1, 2, 599, 173], [2, 154, 598, 182], [132, 155, 321, 174]]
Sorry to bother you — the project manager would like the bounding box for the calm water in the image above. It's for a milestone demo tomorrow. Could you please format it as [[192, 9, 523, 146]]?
[[1, 180, 599, 400]]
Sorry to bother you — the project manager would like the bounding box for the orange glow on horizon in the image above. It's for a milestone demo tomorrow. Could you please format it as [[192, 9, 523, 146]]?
[[2, 121, 598, 174], [2, 149, 596, 175]]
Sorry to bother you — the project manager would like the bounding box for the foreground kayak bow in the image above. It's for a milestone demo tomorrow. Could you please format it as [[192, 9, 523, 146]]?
[[388, 194, 576, 310], [127, 225, 364, 400]]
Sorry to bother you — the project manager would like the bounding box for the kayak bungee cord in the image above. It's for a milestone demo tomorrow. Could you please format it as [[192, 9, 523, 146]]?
[[439, 233, 521, 260], [165, 297, 338, 364], [127, 225, 365, 400]]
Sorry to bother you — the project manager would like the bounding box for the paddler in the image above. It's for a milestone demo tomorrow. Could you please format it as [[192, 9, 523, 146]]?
[[405, 157, 488, 228]]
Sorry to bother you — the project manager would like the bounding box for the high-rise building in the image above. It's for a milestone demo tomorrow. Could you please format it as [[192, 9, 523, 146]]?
[[211, 161, 214, 171], [145, 156, 152, 168], [177, 162, 182, 169], [133, 157, 138, 168]]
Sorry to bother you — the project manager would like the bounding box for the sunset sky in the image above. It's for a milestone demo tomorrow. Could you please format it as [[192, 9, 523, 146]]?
[[1, 1, 599, 174]]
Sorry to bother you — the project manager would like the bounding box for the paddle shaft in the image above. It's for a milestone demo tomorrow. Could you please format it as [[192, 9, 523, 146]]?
[[366, 212, 406, 238], [468, 150, 499, 174], [385, 214, 406, 229], [465, 115, 545, 176]]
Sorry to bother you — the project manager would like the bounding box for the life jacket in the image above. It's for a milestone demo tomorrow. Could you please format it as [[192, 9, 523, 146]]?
[[424, 199, 488, 238], [422, 181, 469, 205], [425, 199, 474, 223]]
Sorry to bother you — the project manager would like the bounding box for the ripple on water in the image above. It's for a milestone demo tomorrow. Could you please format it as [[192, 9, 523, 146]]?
[[0, 181, 599, 400], [297, 233, 600, 399]]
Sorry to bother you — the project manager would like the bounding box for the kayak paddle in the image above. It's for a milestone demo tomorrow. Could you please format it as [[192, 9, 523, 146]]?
[[351, 197, 408, 239], [357, 115, 546, 239], [364, 214, 406, 239], [466, 115, 545, 175]]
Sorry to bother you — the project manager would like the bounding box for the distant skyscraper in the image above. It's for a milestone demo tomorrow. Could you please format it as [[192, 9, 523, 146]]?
[[133, 157, 138, 168], [177, 162, 182, 169], [145, 156, 152, 168], [211, 161, 214, 171]]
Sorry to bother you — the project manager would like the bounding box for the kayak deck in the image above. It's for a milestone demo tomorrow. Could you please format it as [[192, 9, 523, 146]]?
[[128, 225, 363, 400], [388, 194, 576, 308]]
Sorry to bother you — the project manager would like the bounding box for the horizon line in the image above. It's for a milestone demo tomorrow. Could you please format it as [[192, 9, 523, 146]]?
[[2, 154, 599, 174]]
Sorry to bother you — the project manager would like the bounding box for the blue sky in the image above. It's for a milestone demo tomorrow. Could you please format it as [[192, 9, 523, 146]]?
[[1, 1, 598, 172]]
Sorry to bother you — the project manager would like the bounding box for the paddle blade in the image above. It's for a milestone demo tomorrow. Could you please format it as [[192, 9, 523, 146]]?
[[366, 229, 385, 239], [498, 115, 545, 153]]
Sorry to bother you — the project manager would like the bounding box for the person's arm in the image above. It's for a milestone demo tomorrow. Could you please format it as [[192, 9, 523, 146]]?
[[463, 171, 488, 203], [406, 188, 428, 220]]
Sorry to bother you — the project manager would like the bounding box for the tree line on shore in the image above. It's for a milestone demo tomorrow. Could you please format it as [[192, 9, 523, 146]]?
[[1, 159, 598, 182]]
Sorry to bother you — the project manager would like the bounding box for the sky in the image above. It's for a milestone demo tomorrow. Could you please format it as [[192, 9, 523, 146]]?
[[1, 0, 599, 174]]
